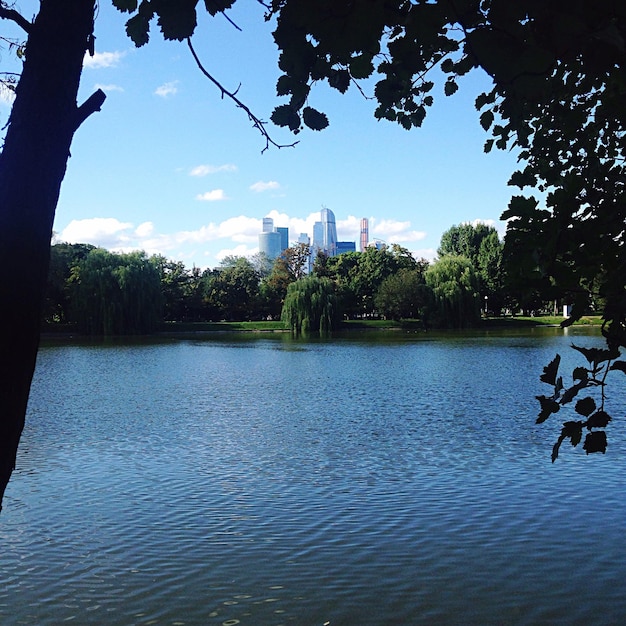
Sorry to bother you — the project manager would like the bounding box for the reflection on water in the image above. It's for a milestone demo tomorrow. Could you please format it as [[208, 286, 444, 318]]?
[[2, 328, 626, 625]]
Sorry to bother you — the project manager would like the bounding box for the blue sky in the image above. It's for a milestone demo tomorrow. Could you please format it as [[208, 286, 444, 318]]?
[[2, 1, 522, 269]]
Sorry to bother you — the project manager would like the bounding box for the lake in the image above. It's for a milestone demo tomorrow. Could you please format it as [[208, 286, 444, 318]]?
[[2, 327, 626, 625]]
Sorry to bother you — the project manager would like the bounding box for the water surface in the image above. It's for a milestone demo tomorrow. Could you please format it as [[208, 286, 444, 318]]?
[[2, 327, 625, 625]]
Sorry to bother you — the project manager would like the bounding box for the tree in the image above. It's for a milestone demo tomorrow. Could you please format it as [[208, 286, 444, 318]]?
[[281, 276, 340, 335], [70, 249, 162, 335], [425, 256, 481, 328], [259, 256, 294, 319], [43, 242, 95, 324], [205, 256, 261, 321], [438, 222, 504, 314], [282, 242, 311, 280], [375, 268, 432, 322]]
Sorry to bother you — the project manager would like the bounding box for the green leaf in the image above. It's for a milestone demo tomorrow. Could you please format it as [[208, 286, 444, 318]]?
[[575, 396, 596, 417], [444, 79, 458, 96], [540, 354, 561, 385], [475, 90, 496, 110], [479, 110, 494, 131], [441, 58, 455, 73], [204, 0, 236, 17], [536, 395, 560, 424], [572, 344, 620, 365], [126, 12, 151, 47], [113, 0, 138, 12], [583, 431, 607, 455], [153, 0, 197, 41], [349, 54, 374, 80], [329, 69, 350, 93], [586, 410, 611, 429], [484, 139, 494, 153], [270, 104, 301, 132], [302, 107, 329, 131]]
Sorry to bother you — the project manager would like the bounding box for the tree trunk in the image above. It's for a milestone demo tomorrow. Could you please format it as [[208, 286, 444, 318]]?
[[0, 0, 104, 510]]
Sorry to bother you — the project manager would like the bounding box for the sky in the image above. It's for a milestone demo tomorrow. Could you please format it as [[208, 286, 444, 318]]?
[[1, 1, 523, 270]]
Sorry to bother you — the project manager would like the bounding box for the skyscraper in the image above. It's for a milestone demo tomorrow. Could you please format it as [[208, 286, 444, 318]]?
[[259, 216, 288, 259], [320, 207, 338, 257], [360, 218, 369, 252], [259, 231, 282, 259], [262, 217, 274, 233]]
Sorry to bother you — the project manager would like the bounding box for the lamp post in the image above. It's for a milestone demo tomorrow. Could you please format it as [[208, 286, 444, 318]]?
[[484, 295, 488, 317]]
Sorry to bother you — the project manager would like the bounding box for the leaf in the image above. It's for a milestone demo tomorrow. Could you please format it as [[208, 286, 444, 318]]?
[[586, 410, 612, 429], [444, 79, 458, 96], [126, 12, 151, 47], [572, 366, 589, 382], [536, 395, 560, 424], [609, 360, 626, 375], [302, 107, 329, 131], [552, 421, 583, 462], [349, 54, 374, 80], [575, 396, 596, 417], [441, 58, 455, 73], [561, 382, 585, 404], [475, 90, 496, 110], [540, 354, 561, 385], [479, 110, 494, 131], [113, 0, 138, 12], [154, 0, 197, 41], [270, 104, 301, 132], [329, 69, 350, 94], [484, 139, 494, 153], [583, 431, 607, 455], [571, 344, 620, 365], [204, 0, 236, 17]]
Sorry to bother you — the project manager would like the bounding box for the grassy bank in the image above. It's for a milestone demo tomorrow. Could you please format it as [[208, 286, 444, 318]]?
[[42, 315, 602, 336]]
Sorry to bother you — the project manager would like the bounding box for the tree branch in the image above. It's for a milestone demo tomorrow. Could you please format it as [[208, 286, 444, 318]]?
[[186, 37, 297, 153], [74, 88, 106, 131], [0, 5, 32, 34]]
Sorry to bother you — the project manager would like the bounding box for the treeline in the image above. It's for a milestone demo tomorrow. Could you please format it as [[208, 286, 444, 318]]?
[[43, 223, 559, 335]]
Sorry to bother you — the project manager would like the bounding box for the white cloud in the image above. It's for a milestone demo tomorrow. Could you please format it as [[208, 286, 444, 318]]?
[[250, 180, 280, 193], [215, 244, 258, 261], [370, 218, 426, 243], [60, 218, 134, 249], [154, 81, 179, 98], [83, 51, 125, 69], [190, 164, 237, 176], [94, 83, 124, 93], [196, 189, 227, 202], [135, 221, 154, 238]]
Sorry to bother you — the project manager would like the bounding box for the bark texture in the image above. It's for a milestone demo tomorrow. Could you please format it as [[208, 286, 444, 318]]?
[[0, 0, 101, 509]]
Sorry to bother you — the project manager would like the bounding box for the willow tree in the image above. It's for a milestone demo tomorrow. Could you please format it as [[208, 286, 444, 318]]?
[[281, 276, 340, 335], [425, 256, 481, 329], [70, 249, 162, 335]]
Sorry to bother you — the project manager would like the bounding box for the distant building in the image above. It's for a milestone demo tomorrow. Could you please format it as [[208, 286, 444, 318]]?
[[276, 227, 289, 251], [360, 218, 369, 252], [259, 217, 288, 260], [259, 231, 282, 259], [312, 207, 338, 257], [336, 241, 356, 255]]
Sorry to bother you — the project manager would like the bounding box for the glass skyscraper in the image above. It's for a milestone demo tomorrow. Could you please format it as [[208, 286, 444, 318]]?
[[313, 207, 338, 257]]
